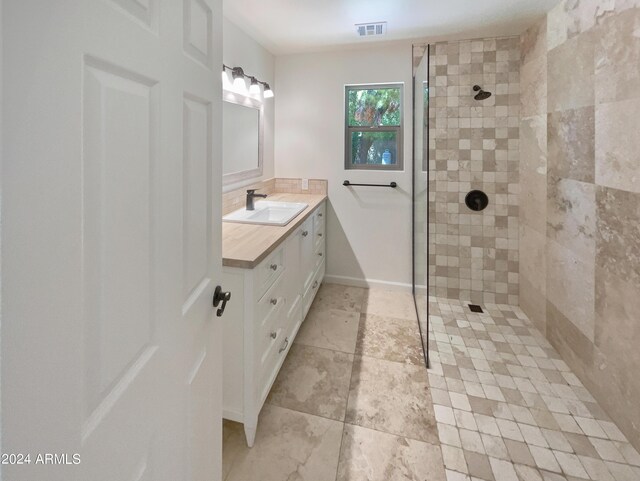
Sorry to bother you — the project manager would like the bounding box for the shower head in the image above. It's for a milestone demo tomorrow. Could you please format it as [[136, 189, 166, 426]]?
[[473, 85, 492, 101]]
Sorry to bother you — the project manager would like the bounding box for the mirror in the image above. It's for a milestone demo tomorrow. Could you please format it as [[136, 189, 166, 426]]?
[[223, 94, 263, 185]]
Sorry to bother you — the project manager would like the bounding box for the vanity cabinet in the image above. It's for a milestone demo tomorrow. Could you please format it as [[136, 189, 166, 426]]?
[[222, 200, 326, 447]]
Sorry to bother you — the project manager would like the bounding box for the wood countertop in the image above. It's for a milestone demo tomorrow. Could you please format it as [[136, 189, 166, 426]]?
[[222, 193, 327, 269]]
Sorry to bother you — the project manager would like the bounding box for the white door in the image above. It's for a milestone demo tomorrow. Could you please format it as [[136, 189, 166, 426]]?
[[1, 1, 224, 480]]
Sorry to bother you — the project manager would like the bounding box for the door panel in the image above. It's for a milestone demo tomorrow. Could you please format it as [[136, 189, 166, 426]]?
[[183, 94, 212, 305], [83, 57, 159, 417], [111, 0, 158, 31], [184, 0, 214, 69], [1, 1, 223, 480]]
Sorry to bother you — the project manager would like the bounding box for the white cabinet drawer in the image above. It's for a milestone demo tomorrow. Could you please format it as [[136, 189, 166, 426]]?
[[256, 245, 284, 300], [314, 222, 324, 251], [313, 240, 324, 271], [300, 216, 315, 292], [313, 202, 325, 228], [313, 201, 325, 254], [256, 272, 286, 330], [256, 325, 284, 406], [257, 321, 292, 405], [255, 275, 287, 391], [302, 260, 325, 318]]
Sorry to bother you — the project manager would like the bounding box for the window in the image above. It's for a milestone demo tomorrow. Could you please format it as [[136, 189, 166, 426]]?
[[345, 83, 403, 170]]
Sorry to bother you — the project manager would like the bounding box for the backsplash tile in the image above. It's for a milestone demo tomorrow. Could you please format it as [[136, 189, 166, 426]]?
[[222, 178, 327, 215], [274, 178, 328, 195]]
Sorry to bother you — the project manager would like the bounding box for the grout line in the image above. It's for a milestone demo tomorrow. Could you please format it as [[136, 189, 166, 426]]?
[[292, 339, 356, 356], [263, 400, 347, 426], [355, 351, 427, 370], [341, 420, 441, 447], [290, 340, 357, 358], [333, 310, 365, 481]]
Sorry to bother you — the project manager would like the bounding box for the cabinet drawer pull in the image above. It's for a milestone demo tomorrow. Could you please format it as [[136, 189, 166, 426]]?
[[312, 280, 319, 289], [270, 331, 277, 339], [270, 263, 278, 271], [279, 337, 289, 353], [318, 252, 323, 257], [270, 298, 278, 305], [318, 233, 323, 237], [302, 230, 309, 237], [318, 212, 323, 217]]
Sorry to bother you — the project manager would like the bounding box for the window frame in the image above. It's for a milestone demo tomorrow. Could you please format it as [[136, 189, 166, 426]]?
[[344, 83, 404, 171]]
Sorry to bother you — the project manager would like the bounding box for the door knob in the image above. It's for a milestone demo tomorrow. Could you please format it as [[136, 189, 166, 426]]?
[[213, 286, 231, 317]]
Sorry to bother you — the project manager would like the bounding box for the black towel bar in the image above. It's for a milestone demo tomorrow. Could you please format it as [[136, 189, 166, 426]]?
[[343, 180, 397, 188]]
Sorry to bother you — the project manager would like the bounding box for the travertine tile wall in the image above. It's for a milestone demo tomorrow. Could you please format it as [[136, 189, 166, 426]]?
[[428, 37, 520, 306], [519, 20, 548, 334], [519, 1, 640, 451]]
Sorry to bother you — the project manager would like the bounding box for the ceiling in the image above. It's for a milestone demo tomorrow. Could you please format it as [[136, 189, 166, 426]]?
[[223, 0, 559, 56]]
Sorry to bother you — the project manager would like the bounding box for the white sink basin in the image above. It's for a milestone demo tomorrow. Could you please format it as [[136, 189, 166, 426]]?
[[223, 201, 308, 226]]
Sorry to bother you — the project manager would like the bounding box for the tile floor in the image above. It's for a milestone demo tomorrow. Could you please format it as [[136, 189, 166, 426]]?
[[222, 283, 444, 481], [222, 284, 640, 481], [426, 296, 640, 481]]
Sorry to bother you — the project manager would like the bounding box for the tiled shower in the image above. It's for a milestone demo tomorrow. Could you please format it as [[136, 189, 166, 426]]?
[[413, 0, 640, 461], [427, 37, 521, 307]]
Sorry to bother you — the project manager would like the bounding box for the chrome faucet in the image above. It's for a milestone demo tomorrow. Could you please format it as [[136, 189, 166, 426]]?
[[246, 189, 267, 211]]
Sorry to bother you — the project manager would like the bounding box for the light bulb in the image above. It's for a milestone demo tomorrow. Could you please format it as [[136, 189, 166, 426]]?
[[221, 68, 231, 90], [263, 83, 274, 98], [231, 67, 247, 93], [249, 78, 261, 96], [233, 76, 247, 93]]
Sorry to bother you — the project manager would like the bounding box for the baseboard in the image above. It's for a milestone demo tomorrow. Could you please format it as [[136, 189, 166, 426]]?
[[414, 284, 428, 296], [323, 274, 413, 292]]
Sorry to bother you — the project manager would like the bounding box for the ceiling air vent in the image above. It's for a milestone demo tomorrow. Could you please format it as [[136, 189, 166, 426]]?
[[356, 22, 387, 37]]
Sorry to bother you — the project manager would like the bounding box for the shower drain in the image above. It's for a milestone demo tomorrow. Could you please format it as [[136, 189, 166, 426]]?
[[468, 304, 484, 313]]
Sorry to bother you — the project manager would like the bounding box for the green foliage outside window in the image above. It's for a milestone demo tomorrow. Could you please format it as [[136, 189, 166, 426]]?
[[347, 87, 401, 127], [346, 85, 403, 168]]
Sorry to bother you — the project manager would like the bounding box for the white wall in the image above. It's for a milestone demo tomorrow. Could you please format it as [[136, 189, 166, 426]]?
[[222, 16, 275, 193], [275, 43, 414, 289]]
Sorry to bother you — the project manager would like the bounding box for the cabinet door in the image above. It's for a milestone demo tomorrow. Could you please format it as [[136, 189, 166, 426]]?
[[283, 230, 303, 327], [300, 216, 315, 292]]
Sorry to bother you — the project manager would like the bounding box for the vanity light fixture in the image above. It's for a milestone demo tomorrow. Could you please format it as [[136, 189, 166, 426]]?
[[222, 64, 274, 99]]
